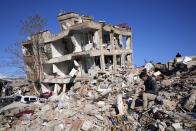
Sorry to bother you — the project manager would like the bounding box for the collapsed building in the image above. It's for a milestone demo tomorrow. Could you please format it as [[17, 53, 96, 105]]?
[[1, 12, 196, 131], [22, 12, 133, 92]]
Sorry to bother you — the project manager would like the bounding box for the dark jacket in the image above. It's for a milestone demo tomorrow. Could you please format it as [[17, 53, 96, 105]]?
[[144, 76, 158, 95]]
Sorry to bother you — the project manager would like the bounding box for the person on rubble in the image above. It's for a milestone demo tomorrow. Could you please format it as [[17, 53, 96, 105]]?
[[139, 71, 159, 110], [173, 52, 182, 67], [172, 52, 188, 73], [176, 52, 182, 58]]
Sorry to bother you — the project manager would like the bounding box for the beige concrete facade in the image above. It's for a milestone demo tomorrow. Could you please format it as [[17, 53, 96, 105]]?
[[22, 12, 133, 92]]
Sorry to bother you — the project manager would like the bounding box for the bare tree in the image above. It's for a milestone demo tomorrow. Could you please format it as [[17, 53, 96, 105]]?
[[5, 14, 48, 94], [5, 14, 47, 71], [20, 14, 48, 36]]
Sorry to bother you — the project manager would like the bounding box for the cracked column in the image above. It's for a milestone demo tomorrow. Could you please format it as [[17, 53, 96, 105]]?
[[126, 36, 132, 66], [98, 28, 105, 71], [121, 54, 125, 66], [119, 35, 125, 66], [110, 32, 116, 71], [119, 34, 123, 48]]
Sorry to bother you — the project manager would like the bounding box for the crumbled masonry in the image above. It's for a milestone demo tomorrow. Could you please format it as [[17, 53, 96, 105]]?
[[21, 12, 133, 91], [0, 55, 196, 130], [1, 12, 196, 130]]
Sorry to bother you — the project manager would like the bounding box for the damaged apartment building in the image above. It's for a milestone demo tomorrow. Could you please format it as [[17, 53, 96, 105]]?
[[22, 12, 133, 92]]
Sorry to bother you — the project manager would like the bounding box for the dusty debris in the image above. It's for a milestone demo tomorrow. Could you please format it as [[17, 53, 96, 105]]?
[[183, 89, 196, 111], [0, 55, 195, 130], [1, 11, 196, 130]]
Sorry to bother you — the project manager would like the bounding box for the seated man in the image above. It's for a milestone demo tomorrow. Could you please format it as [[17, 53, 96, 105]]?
[[139, 71, 158, 110]]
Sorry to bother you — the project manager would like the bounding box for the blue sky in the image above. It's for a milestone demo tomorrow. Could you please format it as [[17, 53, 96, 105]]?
[[0, 0, 196, 76]]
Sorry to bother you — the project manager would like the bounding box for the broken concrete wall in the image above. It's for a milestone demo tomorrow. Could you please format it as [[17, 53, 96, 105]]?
[[51, 40, 66, 58], [78, 56, 97, 77], [43, 64, 53, 76], [93, 31, 100, 49], [85, 57, 96, 72], [102, 31, 111, 49], [53, 62, 69, 77], [41, 83, 51, 93], [105, 55, 113, 69], [58, 12, 80, 30], [64, 38, 74, 54], [114, 34, 120, 49], [117, 55, 121, 65], [22, 11, 133, 90], [71, 34, 82, 52], [126, 36, 131, 49], [71, 32, 95, 52]]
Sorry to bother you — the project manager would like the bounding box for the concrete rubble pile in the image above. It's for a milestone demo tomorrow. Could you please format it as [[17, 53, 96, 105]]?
[[0, 79, 36, 96], [0, 79, 37, 108], [0, 56, 195, 131]]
